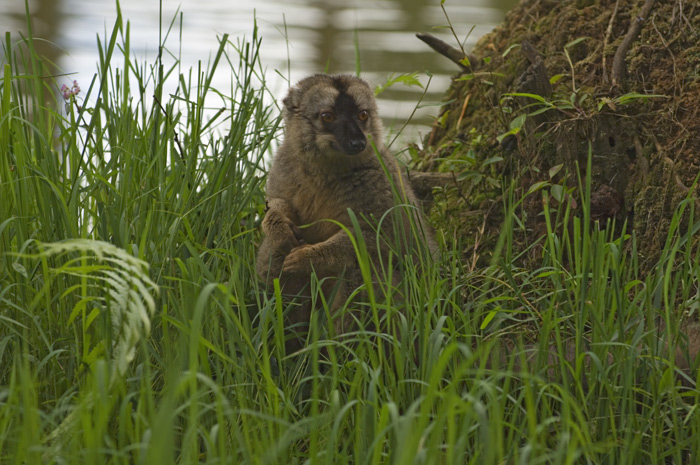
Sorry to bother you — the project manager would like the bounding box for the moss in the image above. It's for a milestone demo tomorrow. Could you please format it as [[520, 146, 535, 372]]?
[[422, 0, 700, 270]]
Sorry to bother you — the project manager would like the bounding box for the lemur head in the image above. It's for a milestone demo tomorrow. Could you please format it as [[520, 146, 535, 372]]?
[[283, 74, 383, 157]]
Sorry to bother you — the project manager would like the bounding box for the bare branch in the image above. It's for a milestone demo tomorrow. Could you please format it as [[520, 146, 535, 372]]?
[[416, 32, 476, 71]]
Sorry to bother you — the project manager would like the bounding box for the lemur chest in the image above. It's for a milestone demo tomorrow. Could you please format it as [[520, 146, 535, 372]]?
[[290, 187, 345, 243], [289, 176, 379, 244]]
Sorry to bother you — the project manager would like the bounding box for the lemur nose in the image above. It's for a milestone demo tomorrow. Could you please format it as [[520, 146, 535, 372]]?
[[349, 139, 366, 154]]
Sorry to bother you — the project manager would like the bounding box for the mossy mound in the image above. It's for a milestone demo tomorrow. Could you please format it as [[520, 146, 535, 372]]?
[[420, 0, 700, 269]]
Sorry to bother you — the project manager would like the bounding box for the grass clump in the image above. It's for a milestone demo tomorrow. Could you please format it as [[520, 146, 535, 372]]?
[[1, 6, 700, 465]]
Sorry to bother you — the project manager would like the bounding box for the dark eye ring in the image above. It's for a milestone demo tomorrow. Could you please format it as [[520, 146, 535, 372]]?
[[358, 110, 369, 121], [320, 112, 335, 123]]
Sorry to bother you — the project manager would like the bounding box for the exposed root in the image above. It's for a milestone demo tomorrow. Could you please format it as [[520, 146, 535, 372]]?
[[611, 0, 658, 88], [602, 0, 621, 83]]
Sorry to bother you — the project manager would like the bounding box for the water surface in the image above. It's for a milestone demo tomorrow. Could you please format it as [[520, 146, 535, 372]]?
[[1, 0, 518, 143]]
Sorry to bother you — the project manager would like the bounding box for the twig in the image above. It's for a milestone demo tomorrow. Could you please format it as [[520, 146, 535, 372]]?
[[611, 0, 657, 88], [650, 16, 678, 97], [427, 121, 438, 148], [451, 170, 466, 204], [389, 74, 433, 149], [456, 93, 470, 129], [602, 0, 621, 83], [469, 217, 484, 273], [671, 0, 693, 31], [441, 3, 470, 59]]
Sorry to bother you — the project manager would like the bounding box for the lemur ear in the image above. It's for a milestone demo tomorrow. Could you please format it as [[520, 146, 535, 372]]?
[[282, 85, 301, 112], [283, 73, 332, 112]]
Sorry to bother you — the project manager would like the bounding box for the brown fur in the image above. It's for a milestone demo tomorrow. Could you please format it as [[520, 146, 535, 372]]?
[[256, 74, 436, 347]]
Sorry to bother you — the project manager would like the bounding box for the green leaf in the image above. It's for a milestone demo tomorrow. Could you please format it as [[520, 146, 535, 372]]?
[[510, 113, 527, 130], [41, 239, 159, 378], [12, 262, 28, 278], [374, 72, 423, 95], [550, 184, 564, 202], [67, 297, 99, 326], [615, 92, 667, 105], [564, 37, 589, 49], [457, 171, 483, 183], [527, 181, 550, 195], [480, 310, 498, 330], [598, 96, 615, 111], [549, 164, 564, 179], [549, 74, 566, 84], [528, 106, 554, 117], [502, 43, 520, 58], [503, 92, 549, 104], [482, 156, 504, 167], [496, 127, 520, 144]]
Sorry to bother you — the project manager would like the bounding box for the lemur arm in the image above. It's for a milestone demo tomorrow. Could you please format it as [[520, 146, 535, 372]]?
[[256, 198, 304, 283]]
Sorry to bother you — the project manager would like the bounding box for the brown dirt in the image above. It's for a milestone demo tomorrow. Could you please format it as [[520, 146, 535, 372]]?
[[419, 0, 700, 270]]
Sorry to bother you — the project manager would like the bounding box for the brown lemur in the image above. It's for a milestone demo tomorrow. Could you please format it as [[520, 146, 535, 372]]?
[[256, 74, 437, 347], [256, 74, 700, 387]]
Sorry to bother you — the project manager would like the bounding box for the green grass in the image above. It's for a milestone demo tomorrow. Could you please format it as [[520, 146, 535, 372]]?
[[2, 7, 700, 465]]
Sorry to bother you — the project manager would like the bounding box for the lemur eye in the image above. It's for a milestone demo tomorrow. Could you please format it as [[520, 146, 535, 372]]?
[[320, 112, 335, 123], [358, 110, 369, 121]]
